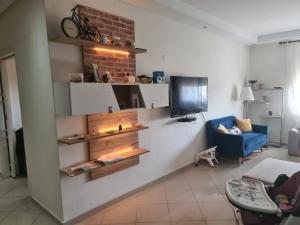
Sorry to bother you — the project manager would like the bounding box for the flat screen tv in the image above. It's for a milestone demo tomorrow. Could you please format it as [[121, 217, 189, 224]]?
[[170, 76, 208, 122]]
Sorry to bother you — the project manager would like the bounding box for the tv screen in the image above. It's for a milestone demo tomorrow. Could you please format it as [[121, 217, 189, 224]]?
[[170, 76, 208, 118]]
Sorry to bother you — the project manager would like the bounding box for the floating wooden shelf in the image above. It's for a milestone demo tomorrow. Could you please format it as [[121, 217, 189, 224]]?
[[61, 148, 149, 177], [58, 125, 149, 145], [51, 36, 147, 54]]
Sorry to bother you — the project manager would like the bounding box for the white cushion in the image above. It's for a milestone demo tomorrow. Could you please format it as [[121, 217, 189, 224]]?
[[228, 126, 242, 135]]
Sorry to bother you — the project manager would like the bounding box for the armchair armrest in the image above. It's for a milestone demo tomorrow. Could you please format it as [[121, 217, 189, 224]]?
[[252, 124, 268, 135], [214, 133, 244, 158]]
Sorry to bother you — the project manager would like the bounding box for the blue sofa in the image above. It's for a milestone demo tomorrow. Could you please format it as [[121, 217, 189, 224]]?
[[206, 116, 268, 162]]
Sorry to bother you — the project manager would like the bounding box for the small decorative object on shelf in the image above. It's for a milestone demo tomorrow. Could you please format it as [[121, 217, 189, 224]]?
[[61, 5, 100, 42], [119, 124, 123, 132], [268, 110, 273, 116], [125, 40, 135, 48], [127, 72, 136, 83], [100, 35, 112, 45], [91, 63, 101, 82], [131, 93, 141, 108], [137, 75, 153, 84], [68, 73, 83, 82], [112, 36, 122, 46], [102, 71, 113, 83], [153, 71, 165, 84]]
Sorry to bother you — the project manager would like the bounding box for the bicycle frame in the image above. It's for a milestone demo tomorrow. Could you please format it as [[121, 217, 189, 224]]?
[[70, 5, 88, 31]]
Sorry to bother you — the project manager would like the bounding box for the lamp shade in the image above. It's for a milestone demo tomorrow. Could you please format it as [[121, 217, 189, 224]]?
[[239, 87, 254, 101]]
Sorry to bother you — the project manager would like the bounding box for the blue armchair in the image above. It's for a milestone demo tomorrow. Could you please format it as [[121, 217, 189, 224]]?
[[206, 116, 268, 163]]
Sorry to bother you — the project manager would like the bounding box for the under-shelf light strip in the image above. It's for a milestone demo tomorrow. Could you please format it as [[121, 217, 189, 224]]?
[[93, 47, 129, 56]]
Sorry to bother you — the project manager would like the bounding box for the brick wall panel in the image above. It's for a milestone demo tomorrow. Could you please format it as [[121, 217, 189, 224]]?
[[79, 5, 136, 82]]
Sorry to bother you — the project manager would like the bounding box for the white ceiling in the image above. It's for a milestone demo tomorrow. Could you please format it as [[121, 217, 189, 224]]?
[[1, 0, 299, 44], [122, 0, 300, 44], [0, 0, 14, 15], [183, 0, 300, 36]]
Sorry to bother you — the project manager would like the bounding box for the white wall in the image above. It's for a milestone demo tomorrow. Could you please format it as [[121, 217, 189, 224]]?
[[46, 0, 249, 221], [0, 0, 63, 221], [250, 43, 290, 143]]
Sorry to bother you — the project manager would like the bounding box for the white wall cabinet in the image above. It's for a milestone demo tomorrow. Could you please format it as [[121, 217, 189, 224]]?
[[53, 83, 169, 116], [53, 83, 120, 115]]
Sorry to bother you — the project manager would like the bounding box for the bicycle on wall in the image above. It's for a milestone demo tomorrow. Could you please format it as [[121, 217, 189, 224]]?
[[61, 5, 101, 42]]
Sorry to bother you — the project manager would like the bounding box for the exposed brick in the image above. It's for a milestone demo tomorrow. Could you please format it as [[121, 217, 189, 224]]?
[[113, 21, 126, 28], [80, 6, 136, 81], [101, 18, 113, 25]]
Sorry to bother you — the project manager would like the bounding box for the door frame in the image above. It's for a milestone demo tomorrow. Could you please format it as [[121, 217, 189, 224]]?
[[0, 68, 11, 177], [0, 54, 19, 177]]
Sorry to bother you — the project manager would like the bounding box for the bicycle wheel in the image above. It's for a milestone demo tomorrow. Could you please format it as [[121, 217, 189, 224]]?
[[61, 17, 81, 38], [85, 25, 101, 42]]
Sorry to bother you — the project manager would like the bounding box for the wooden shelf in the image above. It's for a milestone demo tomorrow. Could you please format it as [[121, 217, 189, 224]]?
[[51, 36, 147, 54], [61, 148, 149, 177], [58, 125, 149, 145]]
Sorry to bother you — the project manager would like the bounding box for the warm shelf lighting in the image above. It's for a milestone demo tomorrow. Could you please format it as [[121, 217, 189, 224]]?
[[94, 47, 130, 56], [115, 147, 133, 155], [97, 147, 133, 161], [98, 124, 132, 133]]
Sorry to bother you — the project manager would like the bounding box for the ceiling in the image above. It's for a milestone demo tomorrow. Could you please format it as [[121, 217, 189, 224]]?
[[183, 0, 300, 36], [1, 0, 299, 44], [122, 0, 300, 44], [0, 0, 14, 15]]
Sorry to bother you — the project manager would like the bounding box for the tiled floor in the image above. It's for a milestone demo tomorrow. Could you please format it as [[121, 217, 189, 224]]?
[[0, 147, 299, 225], [0, 176, 57, 225]]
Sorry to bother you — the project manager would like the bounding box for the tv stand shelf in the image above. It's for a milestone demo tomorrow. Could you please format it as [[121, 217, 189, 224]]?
[[61, 148, 149, 177], [58, 125, 149, 145]]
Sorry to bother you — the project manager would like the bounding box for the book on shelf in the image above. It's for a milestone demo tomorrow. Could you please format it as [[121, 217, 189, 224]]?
[[67, 134, 85, 140], [96, 153, 125, 165], [70, 162, 98, 173]]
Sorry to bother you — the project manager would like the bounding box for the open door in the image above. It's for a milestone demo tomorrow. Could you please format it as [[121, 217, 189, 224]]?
[[0, 70, 10, 177], [0, 56, 23, 177]]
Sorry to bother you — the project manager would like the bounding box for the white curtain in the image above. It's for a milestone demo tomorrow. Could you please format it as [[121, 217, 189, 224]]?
[[286, 43, 300, 128]]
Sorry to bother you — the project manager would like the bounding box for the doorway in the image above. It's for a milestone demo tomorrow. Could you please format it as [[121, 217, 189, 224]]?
[[0, 56, 25, 178], [0, 69, 10, 177]]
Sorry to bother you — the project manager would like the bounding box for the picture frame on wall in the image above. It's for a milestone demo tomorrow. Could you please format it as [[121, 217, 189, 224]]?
[[91, 63, 102, 82]]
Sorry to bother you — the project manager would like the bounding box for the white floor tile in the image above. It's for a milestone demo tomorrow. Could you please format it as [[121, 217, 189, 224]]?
[[32, 213, 59, 225], [0, 211, 40, 225]]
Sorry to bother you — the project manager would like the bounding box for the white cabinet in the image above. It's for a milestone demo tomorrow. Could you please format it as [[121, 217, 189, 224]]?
[[53, 83, 169, 115], [53, 83, 119, 115], [139, 84, 169, 108]]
